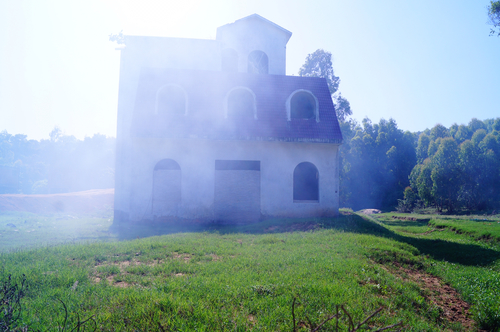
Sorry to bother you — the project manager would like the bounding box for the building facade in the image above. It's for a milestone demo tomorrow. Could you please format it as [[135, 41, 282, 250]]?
[[114, 14, 342, 224]]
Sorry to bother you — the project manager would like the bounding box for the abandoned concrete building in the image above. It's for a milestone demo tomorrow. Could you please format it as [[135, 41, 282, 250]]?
[[113, 14, 343, 224]]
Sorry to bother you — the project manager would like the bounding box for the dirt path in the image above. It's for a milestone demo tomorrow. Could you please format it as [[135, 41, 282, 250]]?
[[391, 264, 477, 330], [0, 189, 114, 215]]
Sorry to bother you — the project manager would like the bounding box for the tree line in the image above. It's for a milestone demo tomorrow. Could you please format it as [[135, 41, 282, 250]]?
[[1, 115, 499, 213], [406, 119, 500, 212], [0, 128, 115, 194], [299, 49, 500, 213], [3, 115, 498, 212], [338, 117, 500, 213]]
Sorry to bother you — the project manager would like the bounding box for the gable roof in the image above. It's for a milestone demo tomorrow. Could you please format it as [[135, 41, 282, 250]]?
[[217, 14, 292, 43], [132, 69, 342, 144]]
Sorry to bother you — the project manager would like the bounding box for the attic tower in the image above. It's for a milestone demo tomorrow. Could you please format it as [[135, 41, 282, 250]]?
[[216, 14, 292, 75]]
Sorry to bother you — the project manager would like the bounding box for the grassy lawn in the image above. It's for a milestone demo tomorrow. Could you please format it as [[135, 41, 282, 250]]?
[[374, 212, 500, 241], [371, 212, 500, 331], [428, 218, 500, 242], [0, 211, 115, 252], [1, 211, 500, 330]]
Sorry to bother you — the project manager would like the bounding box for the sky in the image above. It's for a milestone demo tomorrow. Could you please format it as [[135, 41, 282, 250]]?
[[1, 0, 499, 140]]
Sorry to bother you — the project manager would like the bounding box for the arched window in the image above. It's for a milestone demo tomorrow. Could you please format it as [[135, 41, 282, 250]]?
[[248, 50, 269, 74], [152, 159, 181, 216], [293, 162, 319, 202], [287, 90, 319, 121], [221, 48, 238, 72], [224, 87, 257, 119], [155, 84, 188, 115]]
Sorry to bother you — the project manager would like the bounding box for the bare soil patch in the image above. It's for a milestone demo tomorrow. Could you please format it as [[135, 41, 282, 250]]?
[[92, 253, 208, 287], [172, 252, 191, 262], [0, 189, 114, 215], [392, 264, 475, 330]]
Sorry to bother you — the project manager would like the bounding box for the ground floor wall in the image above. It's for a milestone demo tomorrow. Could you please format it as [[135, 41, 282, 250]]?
[[114, 138, 340, 223]]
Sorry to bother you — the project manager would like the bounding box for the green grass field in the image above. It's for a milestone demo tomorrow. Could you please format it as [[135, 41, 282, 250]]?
[[429, 218, 500, 242], [372, 212, 500, 331], [1, 211, 500, 331], [0, 211, 115, 252]]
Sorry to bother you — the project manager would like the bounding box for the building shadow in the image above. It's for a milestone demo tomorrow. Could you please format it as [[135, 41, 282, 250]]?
[[109, 213, 500, 267], [322, 213, 500, 267]]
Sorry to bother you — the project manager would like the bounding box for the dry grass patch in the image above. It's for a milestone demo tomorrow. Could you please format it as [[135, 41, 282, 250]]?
[[172, 252, 191, 262], [91, 259, 142, 287], [90, 252, 211, 287], [208, 253, 221, 261]]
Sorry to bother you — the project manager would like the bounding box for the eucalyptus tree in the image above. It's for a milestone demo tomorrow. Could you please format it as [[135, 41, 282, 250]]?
[[488, 1, 500, 36], [341, 118, 416, 210], [299, 49, 352, 122], [410, 118, 500, 212], [430, 138, 461, 212], [416, 134, 431, 163]]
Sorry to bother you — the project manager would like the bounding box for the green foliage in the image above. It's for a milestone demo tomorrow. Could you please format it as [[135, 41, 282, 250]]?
[[429, 124, 448, 141], [472, 128, 487, 146], [334, 93, 352, 123], [416, 134, 430, 163], [494, 118, 500, 131], [340, 118, 416, 210], [411, 161, 434, 207], [299, 49, 339, 95], [0, 129, 115, 194], [299, 49, 352, 122], [427, 137, 441, 158], [469, 118, 487, 133], [488, 1, 500, 36], [454, 124, 471, 144], [430, 138, 460, 212], [397, 187, 418, 213], [409, 118, 500, 213]]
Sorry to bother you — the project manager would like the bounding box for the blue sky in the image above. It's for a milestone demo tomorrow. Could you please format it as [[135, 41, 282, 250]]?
[[1, 0, 499, 140]]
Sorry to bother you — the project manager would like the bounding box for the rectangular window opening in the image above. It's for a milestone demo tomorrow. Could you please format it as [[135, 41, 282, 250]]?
[[215, 160, 260, 171]]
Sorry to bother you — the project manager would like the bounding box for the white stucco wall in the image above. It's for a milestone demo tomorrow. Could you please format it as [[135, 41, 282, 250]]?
[[114, 36, 221, 216], [216, 16, 291, 75], [123, 138, 339, 222]]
